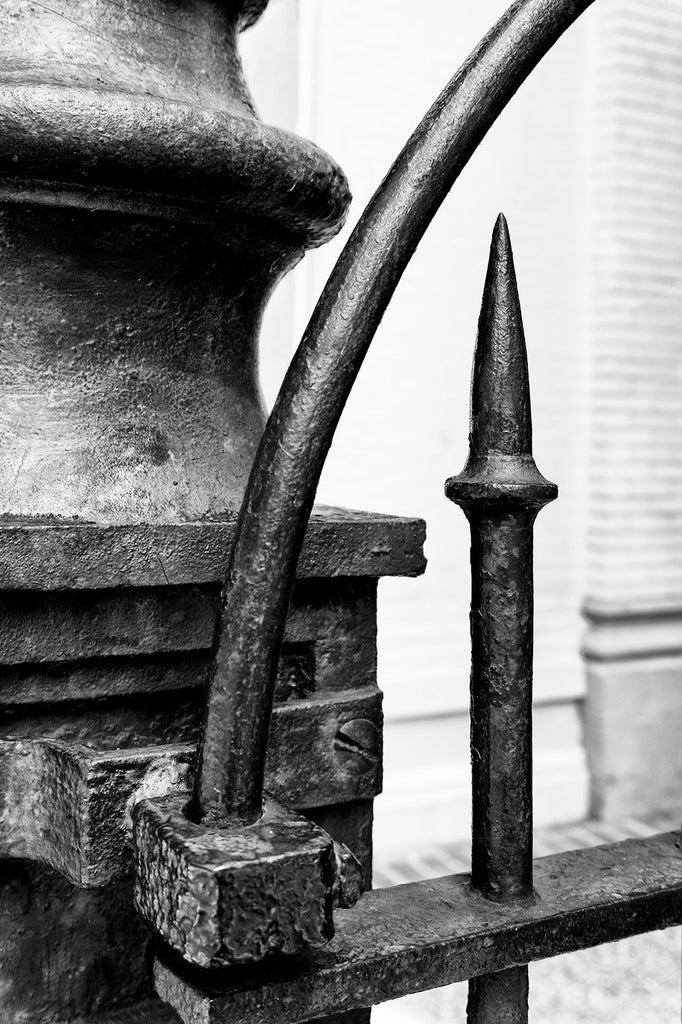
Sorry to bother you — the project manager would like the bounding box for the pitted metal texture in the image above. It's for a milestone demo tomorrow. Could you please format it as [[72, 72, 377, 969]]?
[[133, 793, 338, 967]]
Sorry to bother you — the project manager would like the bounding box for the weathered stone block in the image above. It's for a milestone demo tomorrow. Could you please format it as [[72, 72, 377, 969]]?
[[585, 654, 682, 819], [0, 687, 382, 888]]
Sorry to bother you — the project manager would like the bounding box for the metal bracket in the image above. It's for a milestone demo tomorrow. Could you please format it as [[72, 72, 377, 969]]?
[[134, 793, 362, 968]]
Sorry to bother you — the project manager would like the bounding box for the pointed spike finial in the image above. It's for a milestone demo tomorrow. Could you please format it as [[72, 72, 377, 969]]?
[[470, 213, 532, 459], [446, 218, 560, 919], [445, 215, 557, 514]]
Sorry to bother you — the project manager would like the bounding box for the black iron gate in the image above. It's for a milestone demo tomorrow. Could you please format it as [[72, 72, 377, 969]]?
[[143, 1, 682, 1021]]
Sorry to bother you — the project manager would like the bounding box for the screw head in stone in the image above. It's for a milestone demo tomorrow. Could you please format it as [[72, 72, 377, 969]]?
[[333, 719, 380, 774]]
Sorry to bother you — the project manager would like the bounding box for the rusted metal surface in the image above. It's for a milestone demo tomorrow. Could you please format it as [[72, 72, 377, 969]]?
[[77, 1005, 367, 1024], [0, 1, 345, 246], [154, 831, 682, 1024], [467, 971, 529, 1024], [130, 600, 378, 968], [309, 801, 375, 894], [447, 214, 557, 899], [9, 0, 676, 1020], [447, 216, 556, 1021], [333, 720, 381, 777], [0, 687, 382, 887], [72, 1006, 178, 1024], [331, 842, 364, 911], [192, 0, 597, 828], [129, 569, 379, 971], [72, 1006, 179, 1024], [134, 794, 342, 968], [0, 861, 155, 1022], [0, 522, 403, 1015], [264, 691, 383, 809]]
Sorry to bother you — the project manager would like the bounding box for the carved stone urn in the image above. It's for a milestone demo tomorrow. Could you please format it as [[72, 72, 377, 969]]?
[[0, 0, 349, 524]]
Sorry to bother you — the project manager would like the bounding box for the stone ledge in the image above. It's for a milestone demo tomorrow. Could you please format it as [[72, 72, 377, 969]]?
[[0, 506, 426, 590]]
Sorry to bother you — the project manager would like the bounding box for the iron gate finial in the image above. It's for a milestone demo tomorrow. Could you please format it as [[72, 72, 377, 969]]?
[[446, 214, 557, 1023]]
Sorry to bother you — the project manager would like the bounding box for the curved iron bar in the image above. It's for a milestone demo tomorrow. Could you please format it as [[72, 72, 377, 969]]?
[[193, 0, 597, 824]]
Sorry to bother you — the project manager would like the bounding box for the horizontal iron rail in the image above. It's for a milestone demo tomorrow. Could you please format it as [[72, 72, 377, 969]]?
[[155, 830, 682, 1024], [0, 508, 425, 591]]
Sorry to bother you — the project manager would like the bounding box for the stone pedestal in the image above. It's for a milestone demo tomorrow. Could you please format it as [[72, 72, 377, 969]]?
[[0, 4, 421, 1021]]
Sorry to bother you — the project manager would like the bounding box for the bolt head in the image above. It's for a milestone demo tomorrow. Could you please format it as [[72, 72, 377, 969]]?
[[334, 719, 380, 774]]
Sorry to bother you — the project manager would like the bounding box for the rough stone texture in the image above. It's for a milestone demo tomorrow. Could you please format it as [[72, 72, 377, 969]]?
[[0, 508, 425, 591], [0, 688, 382, 886], [0, 0, 349, 526], [133, 794, 336, 968]]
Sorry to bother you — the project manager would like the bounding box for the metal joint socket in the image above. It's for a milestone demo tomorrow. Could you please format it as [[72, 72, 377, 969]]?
[[133, 792, 362, 969]]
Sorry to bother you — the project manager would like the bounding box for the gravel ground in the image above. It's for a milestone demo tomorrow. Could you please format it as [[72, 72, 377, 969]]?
[[372, 812, 681, 1024]]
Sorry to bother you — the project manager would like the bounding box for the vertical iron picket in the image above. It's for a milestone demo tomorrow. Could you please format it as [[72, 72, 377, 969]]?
[[446, 214, 558, 1023]]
